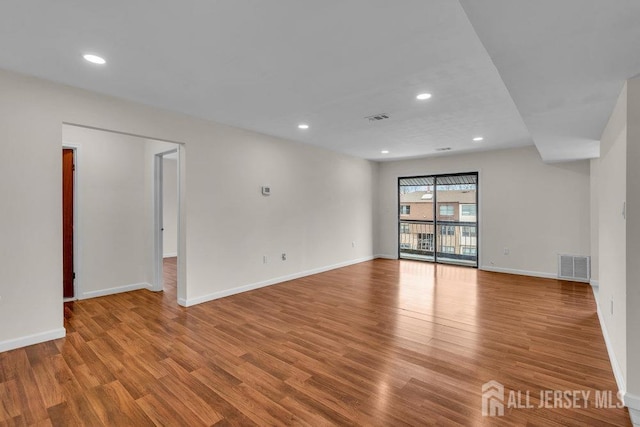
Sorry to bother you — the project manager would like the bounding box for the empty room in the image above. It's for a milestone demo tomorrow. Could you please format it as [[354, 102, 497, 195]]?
[[0, 1, 639, 425]]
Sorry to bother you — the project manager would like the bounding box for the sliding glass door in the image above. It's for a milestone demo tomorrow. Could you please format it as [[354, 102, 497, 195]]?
[[398, 173, 478, 267]]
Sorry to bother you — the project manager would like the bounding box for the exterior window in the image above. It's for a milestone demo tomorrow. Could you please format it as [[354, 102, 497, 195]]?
[[417, 233, 433, 251], [440, 225, 455, 235], [439, 205, 454, 216], [462, 226, 477, 237], [461, 204, 476, 216], [462, 247, 477, 256], [398, 173, 478, 267]]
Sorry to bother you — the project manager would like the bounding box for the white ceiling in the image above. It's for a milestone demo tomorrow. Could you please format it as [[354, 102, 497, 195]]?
[[460, 0, 640, 162], [0, 1, 638, 162]]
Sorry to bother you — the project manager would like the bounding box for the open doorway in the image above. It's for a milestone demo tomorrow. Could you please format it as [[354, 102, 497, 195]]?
[[153, 149, 179, 299], [62, 147, 77, 300], [62, 124, 185, 303]]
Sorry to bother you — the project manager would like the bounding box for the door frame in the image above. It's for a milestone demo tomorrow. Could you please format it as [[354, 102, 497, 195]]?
[[153, 148, 179, 293], [62, 123, 187, 305], [62, 143, 81, 301], [397, 171, 479, 267]]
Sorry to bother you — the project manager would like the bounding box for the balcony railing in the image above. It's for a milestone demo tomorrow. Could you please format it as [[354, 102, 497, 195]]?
[[399, 220, 477, 266]]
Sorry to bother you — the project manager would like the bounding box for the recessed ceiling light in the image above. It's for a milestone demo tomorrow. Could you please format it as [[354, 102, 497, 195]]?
[[298, 124, 309, 130], [416, 93, 432, 100], [473, 136, 484, 142], [381, 150, 389, 154], [83, 54, 106, 65]]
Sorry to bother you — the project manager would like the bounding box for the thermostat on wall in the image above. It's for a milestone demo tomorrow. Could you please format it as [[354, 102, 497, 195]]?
[[261, 186, 271, 196]]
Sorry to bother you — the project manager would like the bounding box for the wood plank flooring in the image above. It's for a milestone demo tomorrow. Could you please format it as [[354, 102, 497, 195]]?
[[0, 259, 631, 426]]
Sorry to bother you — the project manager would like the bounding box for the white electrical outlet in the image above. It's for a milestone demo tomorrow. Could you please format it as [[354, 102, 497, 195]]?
[[503, 247, 510, 255], [352, 241, 356, 248], [263, 255, 268, 264]]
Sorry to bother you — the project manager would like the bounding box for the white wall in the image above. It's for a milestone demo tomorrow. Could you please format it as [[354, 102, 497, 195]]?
[[625, 77, 640, 413], [163, 158, 178, 257], [184, 131, 375, 305], [590, 159, 599, 283], [595, 83, 627, 387], [0, 75, 66, 350], [63, 126, 153, 298], [0, 68, 376, 351], [592, 78, 640, 422], [376, 145, 591, 277]]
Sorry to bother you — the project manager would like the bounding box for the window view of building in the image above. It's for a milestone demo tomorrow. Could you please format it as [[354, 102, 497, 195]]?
[[439, 205, 454, 216], [461, 246, 477, 256], [462, 226, 476, 237], [417, 233, 434, 251], [398, 185, 477, 266], [461, 204, 476, 216], [440, 225, 455, 235]]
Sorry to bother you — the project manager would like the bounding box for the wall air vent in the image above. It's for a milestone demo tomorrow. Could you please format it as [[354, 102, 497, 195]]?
[[365, 113, 390, 122], [558, 254, 590, 282], [435, 147, 452, 152]]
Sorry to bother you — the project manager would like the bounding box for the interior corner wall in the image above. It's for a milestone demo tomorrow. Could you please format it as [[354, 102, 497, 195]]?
[[162, 158, 178, 258], [594, 82, 628, 392], [62, 125, 153, 298], [0, 75, 65, 350], [590, 158, 599, 284], [372, 161, 383, 257], [626, 77, 640, 404], [375, 145, 591, 277], [0, 68, 376, 351]]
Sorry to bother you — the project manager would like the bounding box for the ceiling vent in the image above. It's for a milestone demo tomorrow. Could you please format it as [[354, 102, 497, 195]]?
[[558, 254, 590, 282], [365, 113, 390, 122]]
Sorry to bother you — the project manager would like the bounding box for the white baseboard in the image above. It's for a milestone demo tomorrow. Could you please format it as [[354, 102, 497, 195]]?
[[626, 393, 640, 423], [629, 406, 640, 426], [479, 265, 557, 279], [163, 252, 177, 258], [627, 392, 640, 408], [592, 286, 627, 398], [80, 282, 152, 300], [590, 279, 600, 288], [183, 256, 374, 307], [0, 328, 66, 353], [374, 254, 398, 260]]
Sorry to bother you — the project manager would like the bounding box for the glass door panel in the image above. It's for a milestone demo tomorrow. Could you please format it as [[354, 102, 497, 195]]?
[[434, 174, 477, 266], [399, 173, 478, 267]]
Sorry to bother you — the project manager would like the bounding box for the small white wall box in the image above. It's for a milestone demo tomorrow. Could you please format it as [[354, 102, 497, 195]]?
[[261, 186, 271, 196]]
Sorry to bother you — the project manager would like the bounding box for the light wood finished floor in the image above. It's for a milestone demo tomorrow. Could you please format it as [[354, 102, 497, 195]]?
[[0, 258, 631, 426]]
